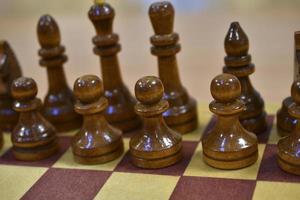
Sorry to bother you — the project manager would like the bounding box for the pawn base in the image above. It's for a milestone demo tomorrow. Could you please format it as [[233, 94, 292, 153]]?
[[203, 150, 258, 170], [109, 116, 141, 133], [277, 156, 300, 175], [73, 144, 124, 165], [130, 149, 182, 169], [240, 111, 267, 134], [12, 140, 58, 161]]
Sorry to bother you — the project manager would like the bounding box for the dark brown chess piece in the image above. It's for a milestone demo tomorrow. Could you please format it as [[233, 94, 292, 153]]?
[[223, 22, 267, 134], [202, 73, 258, 169], [0, 41, 22, 131], [148, 1, 198, 134], [88, 1, 141, 132], [277, 32, 300, 137], [130, 76, 182, 169], [277, 79, 300, 175], [72, 75, 124, 164], [11, 77, 58, 161], [37, 15, 81, 132]]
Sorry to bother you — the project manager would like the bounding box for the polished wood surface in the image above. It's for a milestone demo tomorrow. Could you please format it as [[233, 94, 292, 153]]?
[[277, 32, 300, 137], [223, 22, 267, 134], [37, 14, 81, 132], [11, 77, 58, 161], [0, 41, 22, 131], [149, 1, 198, 134], [72, 75, 123, 164], [202, 73, 258, 169], [277, 79, 300, 175], [130, 76, 182, 169], [88, 1, 141, 132]]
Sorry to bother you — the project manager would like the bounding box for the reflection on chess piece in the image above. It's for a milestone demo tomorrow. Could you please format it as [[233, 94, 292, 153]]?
[[130, 76, 182, 169], [72, 75, 124, 164], [0, 41, 22, 131], [37, 15, 81, 132], [277, 80, 300, 175], [202, 73, 258, 169], [88, 1, 141, 132], [11, 77, 58, 161], [277, 32, 300, 137], [223, 22, 267, 134], [148, 1, 198, 134]]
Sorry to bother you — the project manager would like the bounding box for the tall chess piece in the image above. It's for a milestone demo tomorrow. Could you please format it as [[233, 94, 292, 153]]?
[[277, 79, 300, 175], [277, 32, 300, 137], [130, 76, 182, 169], [223, 22, 267, 134], [148, 1, 198, 134], [202, 74, 258, 169], [11, 77, 58, 161], [0, 41, 22, 131], [37, 15, 81, 132], [72, 75, 124, 164], [88, 1, 141, 132]]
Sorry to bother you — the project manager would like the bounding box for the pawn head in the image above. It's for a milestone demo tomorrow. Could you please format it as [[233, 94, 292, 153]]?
[[149, 1, 174, 35], [135, 76, 164, 105], [210, 73, 241, 103], [37, 14, 60, 48], [224, 22, 249, 56], [291, 79, 300, 105], [11, 77, 38, 100], [73, 75, 104, 104]]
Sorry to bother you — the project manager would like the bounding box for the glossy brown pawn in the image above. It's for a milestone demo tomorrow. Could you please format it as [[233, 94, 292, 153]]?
[[148, 1, 198, 134], [37, 15, 81, 132], [11, 77, 58, 161], [277, 80, 300, 175], [88, 2, 140, 132], [202, 73, 258, 169], [0, 41, 22, 131], [130, 76, 182, 169], [72, 75, 123, 164], [223, 22, 267, 134], [277, 32, 300, 137]]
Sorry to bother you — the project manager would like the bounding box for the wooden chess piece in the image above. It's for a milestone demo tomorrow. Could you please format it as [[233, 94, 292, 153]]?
[[0, 41, 22, 131], [148, 1, 198, 134], [72, 75, 124, 164], [202, 73, 258, 169], [277, 79, 300, 175], [88, 1, 141, 132], [11, 77, 58, 161], [223, 22, 267, 134], [130, 76, 182, 169], [277, 32, 300, 137], [37, 15, 81, 132]]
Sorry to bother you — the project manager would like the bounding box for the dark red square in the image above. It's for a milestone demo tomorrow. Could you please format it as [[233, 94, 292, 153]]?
[[21, 168, 111, 200], [115, 141, 198, 176], [0, 136, 71, 167], [170, 176, 256, 200], [257, 144, 300, 182]]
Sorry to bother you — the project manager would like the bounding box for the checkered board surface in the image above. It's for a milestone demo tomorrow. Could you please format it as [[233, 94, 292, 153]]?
[[0, 103, 299, 200]]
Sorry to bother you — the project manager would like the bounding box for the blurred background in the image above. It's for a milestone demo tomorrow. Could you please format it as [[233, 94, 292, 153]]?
[[1, 0, 300, 104]]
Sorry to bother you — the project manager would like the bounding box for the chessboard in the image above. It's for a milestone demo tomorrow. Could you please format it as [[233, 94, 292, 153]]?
[[0, 103, 299, 200]]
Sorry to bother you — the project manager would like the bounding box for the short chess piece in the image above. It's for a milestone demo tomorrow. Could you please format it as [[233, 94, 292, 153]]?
[[223, 22, 267, 134], [277, 32, 300, 137], [11, 77, 58, 161], [277, 79, 300, 175], [37, 14, 81, 132], [130, 76, 182, 169], [148, 1, 198, 134], [88, 1, 141, 132], [0, 41, 22, 131], [202, 73, 258, 169], [72, 75, 124, 164]]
